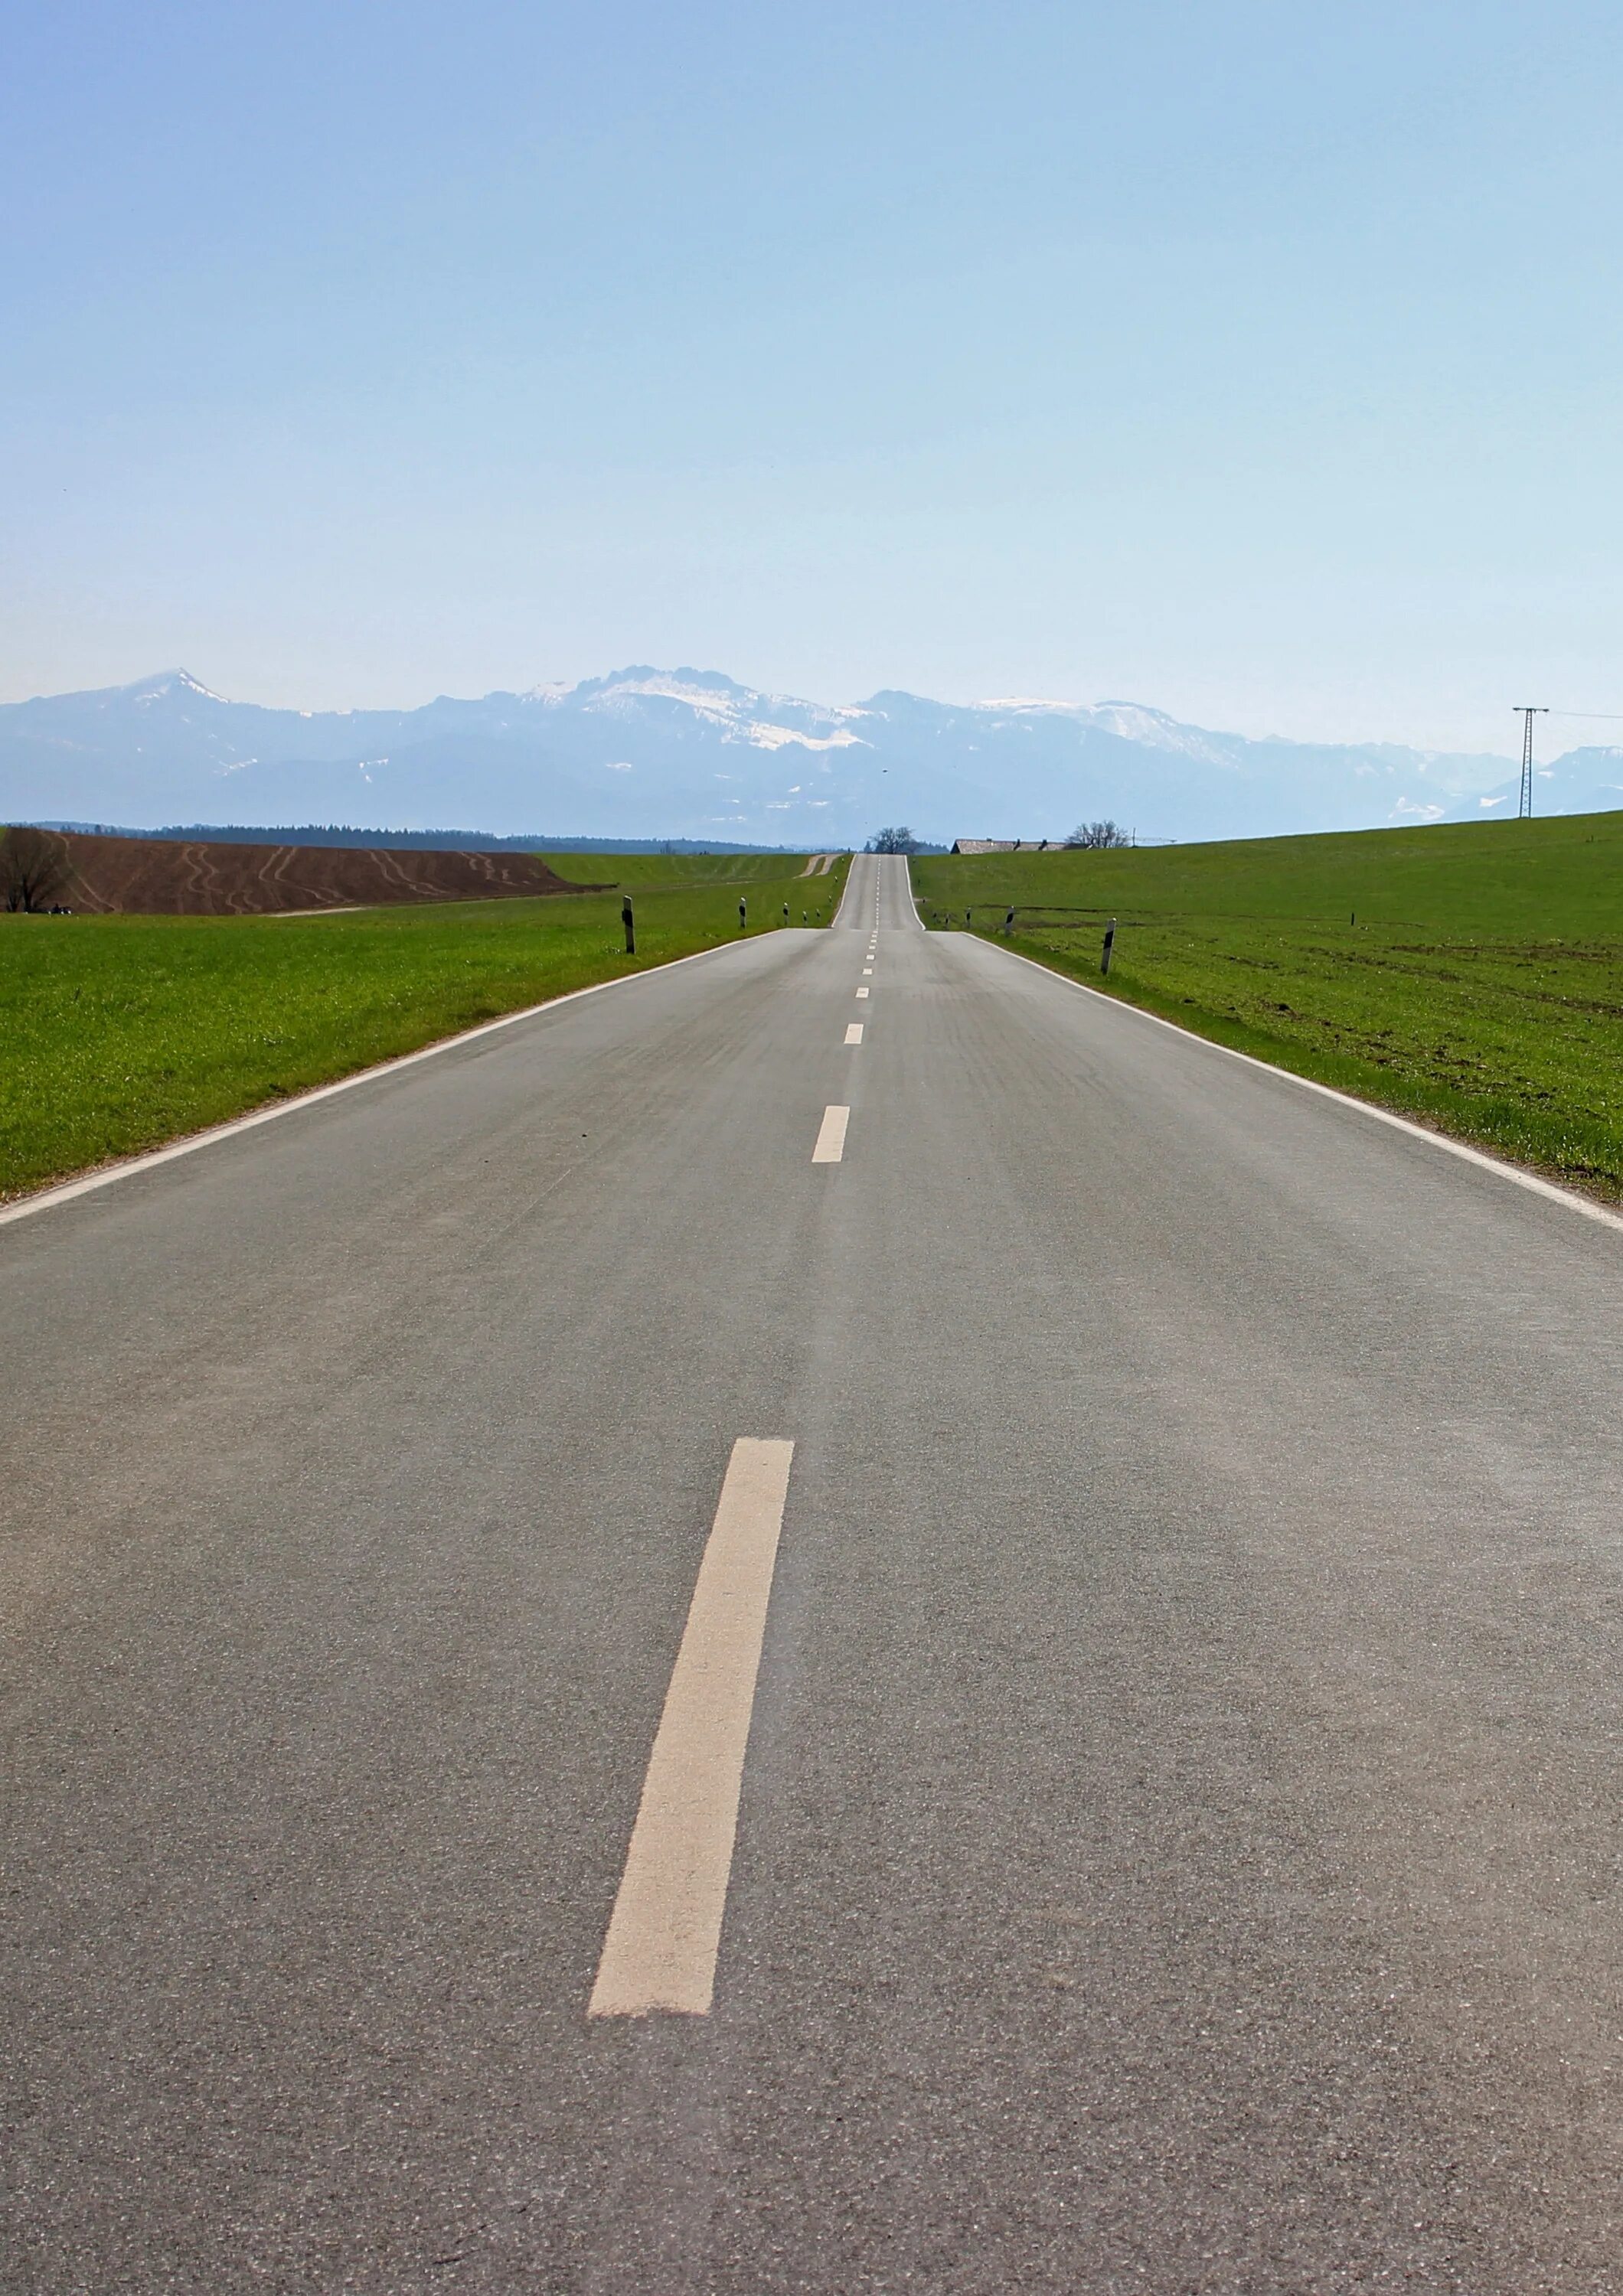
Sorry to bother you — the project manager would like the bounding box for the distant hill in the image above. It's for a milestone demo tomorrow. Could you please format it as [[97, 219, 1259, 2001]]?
[[32, 820, 807, 856], [1441, 746, 1623, 825], [0, 664, 1550, 846]]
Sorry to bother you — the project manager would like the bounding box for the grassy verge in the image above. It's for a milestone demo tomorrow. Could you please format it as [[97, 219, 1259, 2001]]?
[[2, 859, 849, 1202], [914, 817, 1623, 1201]]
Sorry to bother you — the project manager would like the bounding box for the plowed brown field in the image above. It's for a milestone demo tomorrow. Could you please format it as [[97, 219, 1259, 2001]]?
[[31, 829, 590, 915]]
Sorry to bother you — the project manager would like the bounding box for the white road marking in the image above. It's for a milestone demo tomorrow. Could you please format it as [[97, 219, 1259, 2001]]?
[[812, 1104, 850, 1163], [845, 1023, 864, 1044], [855, 986, 869, 999], [589, 1438, 795, 2018]]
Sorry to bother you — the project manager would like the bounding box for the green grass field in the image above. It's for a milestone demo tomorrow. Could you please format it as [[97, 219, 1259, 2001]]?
[[914, 816, 1623, 1199], [0, 857, 847, 1202]]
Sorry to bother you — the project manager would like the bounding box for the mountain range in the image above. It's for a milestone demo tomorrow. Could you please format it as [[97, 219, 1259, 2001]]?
[[3, 666, 1612, 846]]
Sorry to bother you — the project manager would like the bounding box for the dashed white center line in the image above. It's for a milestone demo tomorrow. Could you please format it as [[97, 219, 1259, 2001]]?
[[845, 1022, 864, 1044], [855, 986, 869, 999], [589, 1438, 795, 2018], [812, 1104, 850, 1162]]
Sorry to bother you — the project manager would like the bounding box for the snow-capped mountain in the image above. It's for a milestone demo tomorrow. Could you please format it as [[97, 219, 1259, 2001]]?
[[1442, 746, 1623, 824], [0, 664, 1548, 845]]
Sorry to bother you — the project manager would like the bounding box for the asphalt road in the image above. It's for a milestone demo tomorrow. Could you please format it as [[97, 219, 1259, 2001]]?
[[4, 853, 1623, 2292]]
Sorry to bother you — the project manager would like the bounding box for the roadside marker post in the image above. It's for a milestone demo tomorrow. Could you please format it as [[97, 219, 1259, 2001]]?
[[1101, 918, 1116, 976], [1004, 908, 1014, 936], [782, 903, 789, 925], [622, 896, 635, 955], [739, 897, 746, 933]]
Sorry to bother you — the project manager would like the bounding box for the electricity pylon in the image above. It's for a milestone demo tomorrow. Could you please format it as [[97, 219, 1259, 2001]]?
[[1514, 706, 1548, 819]]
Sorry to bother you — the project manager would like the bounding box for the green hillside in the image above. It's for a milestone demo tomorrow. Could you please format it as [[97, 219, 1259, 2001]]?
[[915, 817, 1623, 1200]]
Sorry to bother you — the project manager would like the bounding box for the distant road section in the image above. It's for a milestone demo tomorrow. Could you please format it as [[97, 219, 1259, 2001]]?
[[4, 853, 1622, 2291]]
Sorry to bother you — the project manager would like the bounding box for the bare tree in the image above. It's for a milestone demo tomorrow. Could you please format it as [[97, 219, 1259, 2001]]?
[[1064, 820, 1130, 850], [2, 826, 71, 912], [865, 826, 920, 854]]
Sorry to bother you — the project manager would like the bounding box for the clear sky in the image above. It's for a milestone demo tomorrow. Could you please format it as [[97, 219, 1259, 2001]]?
[[4, 0, 1618, 755]]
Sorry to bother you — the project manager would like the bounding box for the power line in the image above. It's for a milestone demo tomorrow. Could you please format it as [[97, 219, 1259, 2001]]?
[[1514, 706, 1549, 820]]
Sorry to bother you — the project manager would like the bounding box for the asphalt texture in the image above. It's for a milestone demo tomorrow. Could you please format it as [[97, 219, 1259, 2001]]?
[[4, 853, 1623, 2292]]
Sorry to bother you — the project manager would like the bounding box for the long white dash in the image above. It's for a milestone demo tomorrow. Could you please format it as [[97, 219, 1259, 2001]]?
[[812, 1104, 850, 1163], [589, 1438, 795, 2017]]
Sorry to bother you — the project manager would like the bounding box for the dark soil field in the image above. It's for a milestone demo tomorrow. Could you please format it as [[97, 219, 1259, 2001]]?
[[20, 827, 593, 914]]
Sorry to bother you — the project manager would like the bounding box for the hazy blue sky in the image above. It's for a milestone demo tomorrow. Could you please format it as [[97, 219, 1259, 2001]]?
[[4, 1, 1619, 753]]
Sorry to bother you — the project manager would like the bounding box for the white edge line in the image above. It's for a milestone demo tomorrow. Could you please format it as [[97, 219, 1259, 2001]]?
[[829, 852, 863, 929], [985, 938, 1623, 1239], [0, 934, 757, 1231], [902, 856, 927, 934]]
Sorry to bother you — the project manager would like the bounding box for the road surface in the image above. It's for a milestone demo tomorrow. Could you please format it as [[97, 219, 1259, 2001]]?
[[4, 854, 1622, 2291]]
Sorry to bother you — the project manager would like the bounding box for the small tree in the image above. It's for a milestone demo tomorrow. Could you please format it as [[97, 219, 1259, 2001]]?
[[1064, 820, 1130, 850], [1, 826, 71, 912], [865, 826, 920, 855]]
